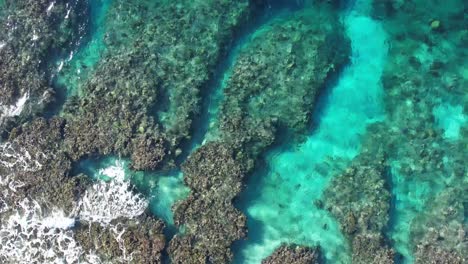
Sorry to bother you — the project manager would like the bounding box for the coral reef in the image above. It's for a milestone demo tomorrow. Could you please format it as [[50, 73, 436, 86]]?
[[323, 152, 394, 264], [1, 117, 89, 212], [170, 4, 350, 262], [105, 0, 250, 143], [351, 233, 395, 264], [410, 187, 467, 264], [261, 244, 322, 264], [63, 52, 168, 170], [219, 6, 349, 157], [0, 117, 168, 263], [0, 0, 88, 131], [75, 215, 166, 264], [62, 0, 254, 170], [324, 153, 390, 235], [169, 142, 247, 263]]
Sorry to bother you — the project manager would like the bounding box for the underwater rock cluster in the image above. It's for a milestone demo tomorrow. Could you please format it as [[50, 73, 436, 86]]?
[[171, 4, 351, 263], [62, 0, 254, 171], [169, 143, 247, 263], [261, 244, 321, 264], [322, 152, 394, 264], [0, 0, 87, 133], [63, 52, 167, 170], [219, 7, 349, 158], [75, 215, 166, 263]]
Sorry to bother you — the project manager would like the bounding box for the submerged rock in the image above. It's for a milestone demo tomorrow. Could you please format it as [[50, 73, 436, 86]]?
[[410, 188, 467, 264], [1, 117, 90, 213], [169, 142, 247, 263], [220, 6, 350, 157], [323, 152, 394, 263], [75, 215, 166, 264], [351, 233, 395, 264], [0, 0, 88, 132], [170, 4, 350, 263], [262, 244, 322, 264], [63, 52, 168, 170]]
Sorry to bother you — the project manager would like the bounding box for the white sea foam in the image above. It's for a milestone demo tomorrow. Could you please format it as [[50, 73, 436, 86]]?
[[78, 162, 148, 225], [0, 199, 85, 264], [0, 149, 147, 262], [0, 93, 29, 122], [97, 160, 126, 181], [0, 142, 44, 172], [47, 2, 55, 13]]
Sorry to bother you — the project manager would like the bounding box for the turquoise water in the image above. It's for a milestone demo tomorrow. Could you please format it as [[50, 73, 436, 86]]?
[[69, 0, 265, 230], [1, 0, 466, 263], [74, 156, 188, 227], [234, 2, 388, 263], [55, 0, 112, 100]]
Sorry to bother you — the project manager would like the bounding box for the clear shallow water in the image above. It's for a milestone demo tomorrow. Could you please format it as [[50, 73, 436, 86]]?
[[74, 156, 188, 228], [55, 0, 112, 101], [1, 0, 466, 263], [233, 3, 389, 263], [68, 2, 267, 231]]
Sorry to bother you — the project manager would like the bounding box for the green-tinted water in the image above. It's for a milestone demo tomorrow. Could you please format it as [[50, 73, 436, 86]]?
[[0, 0, 466, 263], [55, 0, 112, 99], [234, 3, 388, 262]]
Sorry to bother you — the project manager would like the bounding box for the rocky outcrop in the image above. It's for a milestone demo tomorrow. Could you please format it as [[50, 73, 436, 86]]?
[[220, 6, 349, 158], [75, 215, 166, 264], [170, 4, 351, 263], [323, 152, 394, 264], [262, 244, 322, 264], [169, 142, 247, 263], [0, 0, 87, 131]]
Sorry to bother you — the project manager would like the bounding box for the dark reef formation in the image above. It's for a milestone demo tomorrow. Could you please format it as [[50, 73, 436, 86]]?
[[316, 0, 468, 262], [0, 0, 87, 132], [1, 117, 89, 212], [63, 0, 253, 171], [170, 4, 350, 263], [63, 52, 168, 170], [169, 143, 247, 263], [261, 244, 321, 264], [219, 7, 349, 158], [411, 188, 467, 264], [75, 215, 166, 264], [323, 152, 395, 264]]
